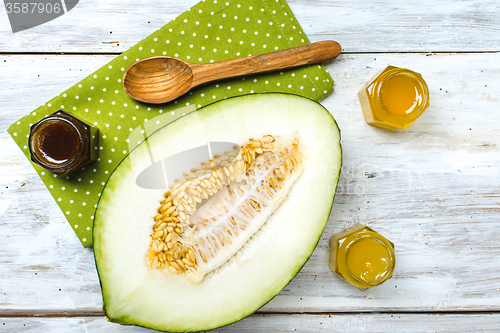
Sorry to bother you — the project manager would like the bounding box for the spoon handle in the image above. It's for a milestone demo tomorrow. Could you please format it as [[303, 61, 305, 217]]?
[[190, 40, 341, 87]]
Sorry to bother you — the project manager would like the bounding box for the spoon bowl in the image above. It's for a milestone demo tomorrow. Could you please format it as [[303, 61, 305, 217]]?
[[123, 57, 195, 104], [123, 40, 341, 104]]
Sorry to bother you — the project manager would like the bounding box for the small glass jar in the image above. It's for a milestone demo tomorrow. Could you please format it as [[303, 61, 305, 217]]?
[[358, 66, 429, 130], [29, 110, 99, 176], [329, 225, 395, 291]]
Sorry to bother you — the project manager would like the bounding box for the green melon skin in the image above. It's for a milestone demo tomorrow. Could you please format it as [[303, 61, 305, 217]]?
[[93, 93, 342, 332]]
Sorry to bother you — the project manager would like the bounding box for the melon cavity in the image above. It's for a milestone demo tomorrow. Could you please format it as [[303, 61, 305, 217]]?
[[150, 135, 303, 282]]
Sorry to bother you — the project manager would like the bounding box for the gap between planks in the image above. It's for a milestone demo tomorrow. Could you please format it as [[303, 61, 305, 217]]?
[[0, 51, 499, 56], [3, 310, 500, 318]]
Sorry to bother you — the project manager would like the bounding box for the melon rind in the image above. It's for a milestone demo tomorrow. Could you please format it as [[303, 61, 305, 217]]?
[[94, 93, 342, 332]]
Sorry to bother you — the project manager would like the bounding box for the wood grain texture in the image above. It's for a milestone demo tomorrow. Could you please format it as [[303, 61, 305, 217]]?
[[0, 0, 499, 53], [1, 52, 499, 317], [2, 313, 500, 332], [191, 40, 341, 85], [1, 2, 499, 330], [122, 41, 341, 103]]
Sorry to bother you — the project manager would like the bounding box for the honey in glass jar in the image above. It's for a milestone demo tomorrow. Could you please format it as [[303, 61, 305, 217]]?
[[329, 225, 395, 290], [29, 110, 99, 176], [358, 66, 429, 130]]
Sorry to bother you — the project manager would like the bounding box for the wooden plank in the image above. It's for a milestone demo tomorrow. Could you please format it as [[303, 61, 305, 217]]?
[[0, 52, 499, 314], [2, 313, 500, 332], [0, 0, 499, 53]]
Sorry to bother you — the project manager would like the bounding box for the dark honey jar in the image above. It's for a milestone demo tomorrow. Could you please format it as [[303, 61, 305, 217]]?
[[29, 110, 99, 176]]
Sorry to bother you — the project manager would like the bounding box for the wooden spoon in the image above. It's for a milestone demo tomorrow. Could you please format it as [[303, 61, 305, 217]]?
[[122, 40, 341, 104]]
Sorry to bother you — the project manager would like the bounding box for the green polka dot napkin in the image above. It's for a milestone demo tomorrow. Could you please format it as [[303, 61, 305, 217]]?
[[8, 0, 334, 248]]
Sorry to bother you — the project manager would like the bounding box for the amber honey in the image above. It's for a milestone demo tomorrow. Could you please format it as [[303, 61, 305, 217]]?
[[29, 110, 99, 176], [329, 225, 395, 290], [346, 238, 392, 284], [358, 66, 429, 130], [31, 120, 80, 166]]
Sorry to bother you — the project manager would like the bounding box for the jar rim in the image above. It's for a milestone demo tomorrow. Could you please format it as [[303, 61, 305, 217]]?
[[29, 111, 89, 174], [336, 228, 395, 289], [343, 235, 394, 286], [374, 67, 429, 121]]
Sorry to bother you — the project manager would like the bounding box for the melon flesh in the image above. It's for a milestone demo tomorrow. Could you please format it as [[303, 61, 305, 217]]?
[[93, 93, 342, 332]]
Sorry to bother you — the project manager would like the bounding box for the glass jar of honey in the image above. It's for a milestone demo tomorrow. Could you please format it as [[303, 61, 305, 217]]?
[[329, 225, 395, 290], [29, 110, 99, 176], [358, 66, 429, 130]]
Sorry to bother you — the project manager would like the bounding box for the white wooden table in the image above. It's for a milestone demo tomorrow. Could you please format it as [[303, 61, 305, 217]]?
[[1, 0, 500, 332]]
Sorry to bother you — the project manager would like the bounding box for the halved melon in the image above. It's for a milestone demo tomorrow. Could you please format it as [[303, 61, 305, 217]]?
[[93, 93, 342, 332]]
